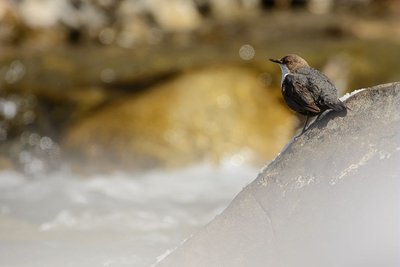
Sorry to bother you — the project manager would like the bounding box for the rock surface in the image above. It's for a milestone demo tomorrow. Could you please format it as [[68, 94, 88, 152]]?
[[156, 82, 400, 267]]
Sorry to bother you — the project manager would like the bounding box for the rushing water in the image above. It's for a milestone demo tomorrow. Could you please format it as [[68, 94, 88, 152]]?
[[0, 162, 258, 267]]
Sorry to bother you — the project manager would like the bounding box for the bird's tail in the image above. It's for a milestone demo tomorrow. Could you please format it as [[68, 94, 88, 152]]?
[[329, 100, 347, 112]]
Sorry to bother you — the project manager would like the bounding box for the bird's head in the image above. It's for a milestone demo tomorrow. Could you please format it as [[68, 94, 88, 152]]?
[[269, 54, 309, 72]]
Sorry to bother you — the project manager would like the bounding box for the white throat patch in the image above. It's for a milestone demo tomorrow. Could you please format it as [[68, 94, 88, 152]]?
[[279, 64, 290, 85]]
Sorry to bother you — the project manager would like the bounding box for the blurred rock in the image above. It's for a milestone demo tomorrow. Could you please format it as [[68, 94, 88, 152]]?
[[1, 0, 399, 48], [308, 0, 333, 14], [0, 1, 24, 45], [63, 66, 295, 171], [0, 92, 62, 174], [211, 0, 261, 20], [146, 0, 202, 32]]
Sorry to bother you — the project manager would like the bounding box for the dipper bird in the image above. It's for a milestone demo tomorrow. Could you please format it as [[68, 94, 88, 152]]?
[[270, 54, 346, 133]]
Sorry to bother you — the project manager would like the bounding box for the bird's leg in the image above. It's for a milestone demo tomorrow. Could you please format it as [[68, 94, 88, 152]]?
[[314, 113, 322, 123], [301, 116, 310, 133]]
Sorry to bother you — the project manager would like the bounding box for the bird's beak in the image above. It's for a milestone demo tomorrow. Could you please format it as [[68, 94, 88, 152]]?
[[269, 58, 281, 64]]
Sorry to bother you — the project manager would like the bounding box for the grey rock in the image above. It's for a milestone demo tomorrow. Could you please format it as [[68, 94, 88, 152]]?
[[156, 82, 400, 267]]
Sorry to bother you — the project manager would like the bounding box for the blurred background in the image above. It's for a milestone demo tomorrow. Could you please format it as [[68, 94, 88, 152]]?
[[0, 0, 399, 266]]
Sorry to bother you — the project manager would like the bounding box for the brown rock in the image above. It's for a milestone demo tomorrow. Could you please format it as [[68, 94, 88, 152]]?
[[63, 65, 295, 171]]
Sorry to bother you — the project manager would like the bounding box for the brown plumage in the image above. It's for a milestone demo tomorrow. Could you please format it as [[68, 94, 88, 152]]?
[[270, 54, 346, 132]]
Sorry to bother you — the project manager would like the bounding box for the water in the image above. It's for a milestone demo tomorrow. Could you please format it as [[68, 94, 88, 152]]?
[[0, 163, 258, 267]]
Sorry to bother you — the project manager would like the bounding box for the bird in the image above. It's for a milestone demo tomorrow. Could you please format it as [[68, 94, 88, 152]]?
[[269, 54, 346, 133]]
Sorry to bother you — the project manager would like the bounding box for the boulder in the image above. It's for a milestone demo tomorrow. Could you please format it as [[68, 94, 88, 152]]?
[[156, 82, 400, 267], [63, 65, 295, 171]]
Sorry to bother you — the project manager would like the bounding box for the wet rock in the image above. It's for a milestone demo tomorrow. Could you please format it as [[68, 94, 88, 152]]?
[[8, 132, 61, 176], [157, 82, 400, 267], [63, 65, 295, 171], [0, 92, 62, 174]]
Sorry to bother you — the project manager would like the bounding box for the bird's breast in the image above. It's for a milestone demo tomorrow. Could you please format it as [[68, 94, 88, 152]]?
[[279, 64, 290, 86]]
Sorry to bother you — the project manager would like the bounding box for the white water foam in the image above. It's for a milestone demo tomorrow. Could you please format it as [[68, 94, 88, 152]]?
[[0, 163, 258, 267]]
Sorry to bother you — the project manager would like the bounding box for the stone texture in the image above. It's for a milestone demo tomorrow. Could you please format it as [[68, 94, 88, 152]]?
[[156, 82, 400, 267]]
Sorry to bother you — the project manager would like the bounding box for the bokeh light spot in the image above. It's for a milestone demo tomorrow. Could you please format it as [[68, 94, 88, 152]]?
[[239, 44, 255, 60]]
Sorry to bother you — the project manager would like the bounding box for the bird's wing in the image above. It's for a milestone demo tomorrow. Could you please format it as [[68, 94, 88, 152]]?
[[283, 73, 321, 114], [304, 68, 345, 111]]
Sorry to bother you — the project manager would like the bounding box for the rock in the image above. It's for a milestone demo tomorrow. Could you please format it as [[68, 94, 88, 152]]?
[[63, 65, 295, 171], [156, 82, 400, 267], [146, 0, 202, 32], [210, 0, 261, 20], [0, 1, 23, 45]]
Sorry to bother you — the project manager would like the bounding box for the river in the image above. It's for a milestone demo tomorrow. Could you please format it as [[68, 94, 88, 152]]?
[[0, 162, 258, 266]]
